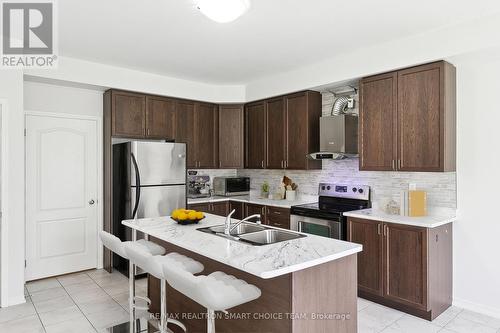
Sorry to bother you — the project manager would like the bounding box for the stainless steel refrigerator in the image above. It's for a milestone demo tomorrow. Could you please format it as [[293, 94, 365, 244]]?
[[112, 141, 186, 275]]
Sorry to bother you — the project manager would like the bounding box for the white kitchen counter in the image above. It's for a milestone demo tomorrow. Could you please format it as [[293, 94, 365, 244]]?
[[187, 195, 316, 209], [122, 213, 361, 279], [343, 208, 457, 228]]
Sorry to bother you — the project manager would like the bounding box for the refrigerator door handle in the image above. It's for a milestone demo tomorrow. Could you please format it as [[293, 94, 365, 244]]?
[[131, 153, 141, 219]]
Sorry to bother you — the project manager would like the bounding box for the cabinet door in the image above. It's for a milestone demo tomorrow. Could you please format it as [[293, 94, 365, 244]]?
[[211, 202, 229, 217], [175, 101, 196, 168], [384, 223, 428, 310], [397, 63, 443, 171], [266, 97, 286, 169], [229, 201, 244, 219], [187, 203, 210, 212], [266, 206, 290, 229], [285, 92, 309, 170], [245, 102, 266, 169], [245, 203, 266, 223], [219, 105, 244, 168], [347, 218, 384, 296], [359, 73, 398, 171], [112, 91, 146, 138], [195, 103, 218, 169], [146, 96, 176, 140]]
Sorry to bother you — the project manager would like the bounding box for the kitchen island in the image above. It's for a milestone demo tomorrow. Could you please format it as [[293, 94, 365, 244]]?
[[123, 213, 362, 333]]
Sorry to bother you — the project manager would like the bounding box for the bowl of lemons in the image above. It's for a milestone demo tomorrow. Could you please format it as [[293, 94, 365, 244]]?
[[170, 209, 205, 225]]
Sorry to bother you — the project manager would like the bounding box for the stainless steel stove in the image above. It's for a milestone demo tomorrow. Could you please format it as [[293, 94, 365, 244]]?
[[290, 183, 371, 240]]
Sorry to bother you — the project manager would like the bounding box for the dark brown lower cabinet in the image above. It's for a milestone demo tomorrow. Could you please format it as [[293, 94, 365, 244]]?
[[347, 217, 452, 320], [187, 202, 228, 217], [265, 206, 290, 229], [229, 201, 245, 219], [244, 203, 266, 222]]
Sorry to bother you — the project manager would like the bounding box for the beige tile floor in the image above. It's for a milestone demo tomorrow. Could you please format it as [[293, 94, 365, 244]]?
[[0, 269, 499, 333]]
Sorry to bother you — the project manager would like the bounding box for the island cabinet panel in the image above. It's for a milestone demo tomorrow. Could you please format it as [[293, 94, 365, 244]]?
[[218, 105, 244, 169], [229, 201, 245, 219], [187, 203, 209, 212], [111, 91, 146, 138], [175, 100, 196, 168], [359, 72, 398, 171], [347, 217, 453, 321], [148, 239, 358, 333], [266, 97, 286, 169], [245, 102, 266, 169], [359, 61, 456, 172], [145, 96, 176, 140], [266, 206, 290, 229], [347, 218, 384, 296]]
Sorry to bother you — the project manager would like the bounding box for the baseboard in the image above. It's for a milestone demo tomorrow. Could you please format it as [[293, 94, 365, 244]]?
[[453, 298, 500, 319]]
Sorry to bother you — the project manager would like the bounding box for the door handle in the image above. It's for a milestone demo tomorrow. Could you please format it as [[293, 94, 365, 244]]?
[[89, 199, 95, 205]]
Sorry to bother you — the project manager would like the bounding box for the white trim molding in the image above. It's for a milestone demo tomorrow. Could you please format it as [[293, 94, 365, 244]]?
[[453, 298, 500, 319], [0, 100, 10, 307]]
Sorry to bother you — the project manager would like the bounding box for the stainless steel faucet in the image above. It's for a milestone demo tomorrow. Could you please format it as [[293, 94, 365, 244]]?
[[224, 210, 261, 235]]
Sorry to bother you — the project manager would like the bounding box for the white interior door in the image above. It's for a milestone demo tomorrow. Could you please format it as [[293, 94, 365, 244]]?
[[26, 114, 98, 281]]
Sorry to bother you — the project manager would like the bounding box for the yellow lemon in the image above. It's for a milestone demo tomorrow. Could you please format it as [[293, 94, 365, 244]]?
[[171, 210, 179, 219], [177, 212, 188, 220], [187, 211, 198, 220], [195, 212, 204, 219]]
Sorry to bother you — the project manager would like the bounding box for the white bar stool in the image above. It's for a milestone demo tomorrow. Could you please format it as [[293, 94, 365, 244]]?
[[99, 231, 165, 332], [125, 242, 204, 333], [162, 264, 261, 333]]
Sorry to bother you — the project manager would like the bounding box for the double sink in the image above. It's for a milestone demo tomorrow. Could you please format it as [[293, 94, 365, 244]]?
[[197, 222, 306, 246]]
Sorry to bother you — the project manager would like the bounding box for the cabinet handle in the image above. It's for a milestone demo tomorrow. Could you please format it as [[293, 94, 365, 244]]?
[[377, 224, 382, 235], [397, 159, 401, 170], [261, 160, 264, 168], [392, 160, 395, 171], [219, 160, 221, 168], [281, 160, 284, 169], [383, 224, 387, 236]]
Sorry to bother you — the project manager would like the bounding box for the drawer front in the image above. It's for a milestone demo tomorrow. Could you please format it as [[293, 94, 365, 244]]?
[[266, 206, 290, 229]]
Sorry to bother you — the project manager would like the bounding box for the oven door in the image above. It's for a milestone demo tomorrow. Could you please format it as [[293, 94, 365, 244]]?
[[290, 214, 343, 240]]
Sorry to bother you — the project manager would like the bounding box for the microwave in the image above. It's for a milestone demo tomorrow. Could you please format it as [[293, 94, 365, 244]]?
[[213, 177, 250, 197]]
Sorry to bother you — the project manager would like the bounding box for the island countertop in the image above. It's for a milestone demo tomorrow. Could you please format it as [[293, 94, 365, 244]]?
[[122, 213, 362, 279]]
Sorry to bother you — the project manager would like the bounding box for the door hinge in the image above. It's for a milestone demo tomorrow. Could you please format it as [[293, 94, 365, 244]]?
[[24, 129, 27, 137], [25, 260, 27, 268]]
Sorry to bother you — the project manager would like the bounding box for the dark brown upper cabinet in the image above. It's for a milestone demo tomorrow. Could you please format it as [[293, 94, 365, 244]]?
[[145, 96, 176, 140], [176, 101, 218, 169], [111, 90, 146, 138], [175, 100, 196, 168], [266, 97, 286, 169], [245, 91, 321, 170], [359, 72, 398, 171], [195, 103, 219, 169], [284, 91, 322, 170], [219, 105, 244, 169], [245, 101, 266, 169], [359, 61, 456, 172]]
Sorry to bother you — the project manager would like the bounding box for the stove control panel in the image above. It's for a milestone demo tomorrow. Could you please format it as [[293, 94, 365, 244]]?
[[318, 183, 370, 201]]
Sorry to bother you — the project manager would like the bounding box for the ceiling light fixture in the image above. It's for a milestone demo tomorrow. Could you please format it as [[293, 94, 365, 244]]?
[[196, 0, 251, 23]]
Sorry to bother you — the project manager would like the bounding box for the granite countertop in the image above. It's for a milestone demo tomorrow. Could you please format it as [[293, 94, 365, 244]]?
[[343, 208, 457, 228], [122, 213, 361, 279], [187, 195, 317, 209]]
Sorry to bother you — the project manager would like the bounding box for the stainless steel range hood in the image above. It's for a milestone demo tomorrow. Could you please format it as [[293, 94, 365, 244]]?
[[308, 115, 358, 160]]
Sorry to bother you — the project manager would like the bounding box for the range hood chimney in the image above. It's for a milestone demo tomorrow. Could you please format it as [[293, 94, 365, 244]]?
[[308, 115, 358, 160]]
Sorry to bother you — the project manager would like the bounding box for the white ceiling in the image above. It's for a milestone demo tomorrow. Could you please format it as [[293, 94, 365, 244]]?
[[59, 0, 500, 85]]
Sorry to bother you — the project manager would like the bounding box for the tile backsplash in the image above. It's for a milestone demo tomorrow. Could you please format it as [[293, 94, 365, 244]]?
[[237, 159, 457, 209]]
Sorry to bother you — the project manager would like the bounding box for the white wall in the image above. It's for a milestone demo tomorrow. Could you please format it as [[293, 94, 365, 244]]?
[[449, 49, 500, 316], [24, 80, 104, 117], [0, 71, 25, 307]]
